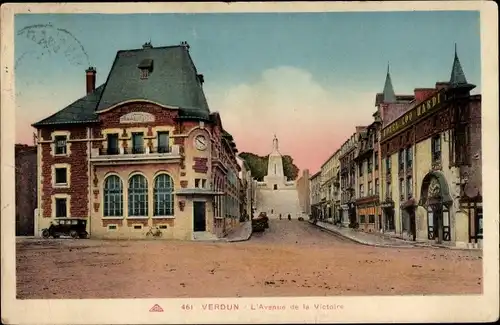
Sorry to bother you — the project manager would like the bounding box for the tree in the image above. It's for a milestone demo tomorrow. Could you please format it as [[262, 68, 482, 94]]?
[[239, 152, 299, 181]]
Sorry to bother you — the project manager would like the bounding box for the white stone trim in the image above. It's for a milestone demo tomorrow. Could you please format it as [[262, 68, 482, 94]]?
[[50, 130, 71, 157], [51, 163, 71, 188], [51, 193, 71, 218]]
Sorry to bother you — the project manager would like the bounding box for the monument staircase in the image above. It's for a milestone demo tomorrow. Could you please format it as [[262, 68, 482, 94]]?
[[255, 187, 304, 219]]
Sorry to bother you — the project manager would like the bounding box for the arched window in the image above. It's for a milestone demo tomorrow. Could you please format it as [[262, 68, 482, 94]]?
[[103, 175, 123, 217], [128, 174, 148, 216], [154, 174, 174, 216]]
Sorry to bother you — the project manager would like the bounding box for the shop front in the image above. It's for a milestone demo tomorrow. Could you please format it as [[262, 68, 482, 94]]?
[[419, 171, 453, 244], [380, 199, 395, 233]]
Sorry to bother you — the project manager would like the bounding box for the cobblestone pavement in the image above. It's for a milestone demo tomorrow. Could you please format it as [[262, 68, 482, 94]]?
[[16, 220, 482, 299]]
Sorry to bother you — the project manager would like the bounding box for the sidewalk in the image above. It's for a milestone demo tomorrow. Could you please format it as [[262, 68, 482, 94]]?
[[310, 221, 420, 248], [310, 221, 481, 250], [225, 221, 253, 242]]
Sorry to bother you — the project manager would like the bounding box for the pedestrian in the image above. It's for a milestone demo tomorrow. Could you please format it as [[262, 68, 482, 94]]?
[[279, 214, 282, 220], [287, 213, 291, 221]]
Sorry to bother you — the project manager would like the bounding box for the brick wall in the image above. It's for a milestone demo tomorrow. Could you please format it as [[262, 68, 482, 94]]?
[[40, 126, 89, 218], [462, 96, 482, 197], [15, 144, 37, 235]]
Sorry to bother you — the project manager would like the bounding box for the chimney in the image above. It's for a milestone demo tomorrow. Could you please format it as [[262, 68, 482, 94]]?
[[142, 41, 153, 49], [85, 67, 96, 95]]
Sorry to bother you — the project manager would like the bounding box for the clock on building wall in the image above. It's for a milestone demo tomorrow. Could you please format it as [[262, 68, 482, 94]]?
[[194, 135, 208, 151]]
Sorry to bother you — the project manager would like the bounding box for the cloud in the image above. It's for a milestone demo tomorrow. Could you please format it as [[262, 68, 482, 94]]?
[[204, 66, 377, 173]]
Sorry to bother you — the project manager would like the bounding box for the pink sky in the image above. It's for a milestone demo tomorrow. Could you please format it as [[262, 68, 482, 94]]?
[[16, 65, 378, 175]]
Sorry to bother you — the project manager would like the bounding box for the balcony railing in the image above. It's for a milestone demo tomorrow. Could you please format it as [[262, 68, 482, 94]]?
[[90, 145, 181, 162]]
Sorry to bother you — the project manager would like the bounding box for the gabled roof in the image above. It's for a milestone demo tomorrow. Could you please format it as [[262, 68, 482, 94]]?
[[97, 45, 209, 112], [32, 84, 104, 127]]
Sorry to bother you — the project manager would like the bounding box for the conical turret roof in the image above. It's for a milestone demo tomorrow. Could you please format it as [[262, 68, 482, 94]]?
[[382, 63, 396, 103]]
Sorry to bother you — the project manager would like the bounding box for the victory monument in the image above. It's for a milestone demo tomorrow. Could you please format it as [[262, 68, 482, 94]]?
[[255, 135, 302, 219]]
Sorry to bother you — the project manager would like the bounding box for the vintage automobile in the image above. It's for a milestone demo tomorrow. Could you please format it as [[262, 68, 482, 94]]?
[[41, 218, 89, 239], [252, 212, 269, 232]]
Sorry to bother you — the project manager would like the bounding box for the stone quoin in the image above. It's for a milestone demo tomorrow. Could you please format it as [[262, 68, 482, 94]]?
[[32, 41, 246, 240]]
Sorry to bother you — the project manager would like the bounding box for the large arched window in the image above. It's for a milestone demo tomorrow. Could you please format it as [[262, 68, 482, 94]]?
[[128, 174, 148, 216], [103, 175, 123, 217], [153, 174, 174, 216]]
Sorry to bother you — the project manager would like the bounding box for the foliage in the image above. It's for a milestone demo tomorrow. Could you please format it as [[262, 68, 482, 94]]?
[[239, 152, 299, 181]]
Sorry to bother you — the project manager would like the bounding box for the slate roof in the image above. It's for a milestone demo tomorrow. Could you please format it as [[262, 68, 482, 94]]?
[[32, 43, 211, 127], [449, 45, 475, 89], [32, 85, 104, 126], [382, 64, 397, 103], [97, 45, 209, 112]]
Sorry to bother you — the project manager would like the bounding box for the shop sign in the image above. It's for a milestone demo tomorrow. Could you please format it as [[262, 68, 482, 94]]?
[[382, 90, 445, 141]]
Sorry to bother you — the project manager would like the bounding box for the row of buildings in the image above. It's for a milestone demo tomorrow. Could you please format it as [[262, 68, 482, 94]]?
[[301, 47, 482, 248], [25, 41, 257, 240]]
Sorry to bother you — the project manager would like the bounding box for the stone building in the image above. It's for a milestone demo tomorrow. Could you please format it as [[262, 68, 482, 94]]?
[[353, 117, 383, 233], [309, 170, 322, 220], [15, 144, 37, 236], [339, 132, 360, 227], [32, 41, 242, 240], [237, 156, 254, 221], [255, 135, 301, 219], [379, 48, 482, 248], [319, 149, 341, 224], [296, 168, 311, 217]]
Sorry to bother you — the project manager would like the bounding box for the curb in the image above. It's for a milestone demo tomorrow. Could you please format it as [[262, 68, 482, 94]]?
[[309, 221, 481, 251], [309, 221, 418, 249], [225, 223, 253, 243]]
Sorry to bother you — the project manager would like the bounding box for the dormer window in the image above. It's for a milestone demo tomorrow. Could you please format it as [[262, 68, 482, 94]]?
[[138, 58, 154, 79]]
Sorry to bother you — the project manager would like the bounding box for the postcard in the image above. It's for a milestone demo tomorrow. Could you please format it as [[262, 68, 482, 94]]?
[[1, 1, 498, 324]]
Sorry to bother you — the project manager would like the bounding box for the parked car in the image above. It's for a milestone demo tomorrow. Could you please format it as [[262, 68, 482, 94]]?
[[252, 212, 269, 232], [41, 218, 89, 239]]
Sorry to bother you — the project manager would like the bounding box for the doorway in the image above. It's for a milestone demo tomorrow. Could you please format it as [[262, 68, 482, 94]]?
[[273, 184, 278, 190], [193, 201, 206, 232], [408, 208, 416, 241]]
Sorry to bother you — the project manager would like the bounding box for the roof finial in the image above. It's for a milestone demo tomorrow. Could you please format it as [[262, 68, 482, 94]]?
[[387, 61, 390, 75]]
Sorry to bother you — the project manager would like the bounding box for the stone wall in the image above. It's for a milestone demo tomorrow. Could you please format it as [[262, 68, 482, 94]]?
[[15, 144, 37, 236]]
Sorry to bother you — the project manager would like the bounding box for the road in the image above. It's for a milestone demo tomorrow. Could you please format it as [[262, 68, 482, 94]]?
[[251, 219, 351, 245], [16, 219, 482, 299]]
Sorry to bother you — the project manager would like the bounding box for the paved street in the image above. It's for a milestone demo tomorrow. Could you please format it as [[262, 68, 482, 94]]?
[[16, 220, 482, 299]]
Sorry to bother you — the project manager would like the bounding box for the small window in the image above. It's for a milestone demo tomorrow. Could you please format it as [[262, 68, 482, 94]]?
[[132, 133, 144, 154], [202, 179, 207, 188], [54, 136, 67, 155], [55, 198, 67, 218], [195, 179, 200, 188], [406, 147, 413, 168], [360, 215, 366, 223], [55, 168, 67, 185], [107, 134, 119, 155], [108, 225, 117, 230], [375, 178, 380, 195], [406, 177, 413, 199], [157, 132, 170, 153], [71, 220, 78, 225], [374, 154, 379, 170], [133, 225, 142, 230], [159, 225, 168, 230], [140, 68, 149, 79], [432, 135, 441, 163], [398, 149, 405, 171], [369, 215, 375, 224]]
